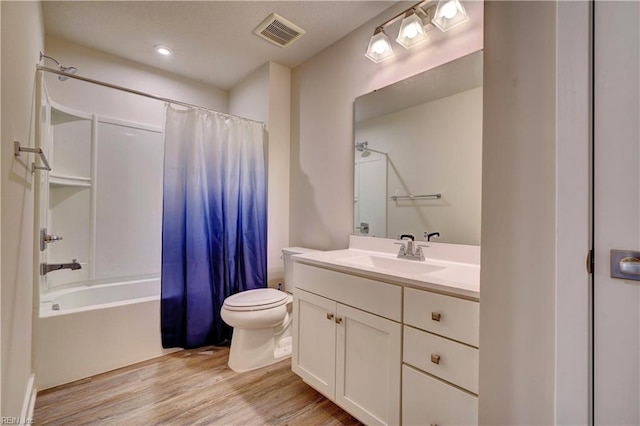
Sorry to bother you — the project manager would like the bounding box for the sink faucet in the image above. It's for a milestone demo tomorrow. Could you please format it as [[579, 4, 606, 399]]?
[[40, 259, 82, 276], [424, 231, 441, 242], [396, 234, 427, 261]]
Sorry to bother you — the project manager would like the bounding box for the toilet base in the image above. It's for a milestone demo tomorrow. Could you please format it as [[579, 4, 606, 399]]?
[[227, 317, 292, 373]]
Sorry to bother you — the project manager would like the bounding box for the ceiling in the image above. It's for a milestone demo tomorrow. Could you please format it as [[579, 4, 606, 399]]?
[[42, 1, 397, 90]]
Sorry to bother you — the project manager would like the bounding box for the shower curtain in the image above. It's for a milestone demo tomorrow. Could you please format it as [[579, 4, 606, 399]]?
[[161, 105, 267, 349]]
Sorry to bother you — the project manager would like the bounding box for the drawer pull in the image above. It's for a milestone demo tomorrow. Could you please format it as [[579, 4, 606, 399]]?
[[336, 317, 343, 324], [431, 354, 441, 365], [326, 313, 334, 320], [431, 312, 442, 322]]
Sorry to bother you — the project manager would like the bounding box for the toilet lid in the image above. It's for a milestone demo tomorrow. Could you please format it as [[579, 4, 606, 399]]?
[[223, 288, 288, 311]]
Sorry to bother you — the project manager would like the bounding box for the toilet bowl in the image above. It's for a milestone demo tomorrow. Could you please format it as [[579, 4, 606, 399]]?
[[220, 247, 317, 372]]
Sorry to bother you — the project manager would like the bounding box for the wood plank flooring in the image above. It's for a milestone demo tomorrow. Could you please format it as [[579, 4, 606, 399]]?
[[34, 346, 362, 425]]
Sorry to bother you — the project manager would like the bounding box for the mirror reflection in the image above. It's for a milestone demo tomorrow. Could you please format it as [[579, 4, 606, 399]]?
[[353, 51, 482, 245]]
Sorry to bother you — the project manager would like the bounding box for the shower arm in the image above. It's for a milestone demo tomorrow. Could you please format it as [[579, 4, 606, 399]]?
[[355, 142, 388, 156], [40, 52, 61, 67]]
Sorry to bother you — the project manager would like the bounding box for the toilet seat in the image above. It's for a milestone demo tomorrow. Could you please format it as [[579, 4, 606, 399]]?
[[223, 288, 287, 312]]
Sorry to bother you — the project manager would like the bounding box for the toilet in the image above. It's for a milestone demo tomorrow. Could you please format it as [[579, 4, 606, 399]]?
[[220, 247, 316, 372]]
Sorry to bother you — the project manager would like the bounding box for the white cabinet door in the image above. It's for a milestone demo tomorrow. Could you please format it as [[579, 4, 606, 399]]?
[[595, 2, 640, 423], [336, 303, 401, 426], [292, 289, 336, 399], [403, 364, 478, 426]]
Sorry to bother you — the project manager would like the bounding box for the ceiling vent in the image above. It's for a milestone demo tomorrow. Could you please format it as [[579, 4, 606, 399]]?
[[253, 13, 306, 48]]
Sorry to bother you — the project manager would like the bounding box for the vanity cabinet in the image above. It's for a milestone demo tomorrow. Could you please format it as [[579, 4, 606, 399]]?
[[402, 287, 480, 425], [292, 263, 402, 426], [291, 259, 479, 426]]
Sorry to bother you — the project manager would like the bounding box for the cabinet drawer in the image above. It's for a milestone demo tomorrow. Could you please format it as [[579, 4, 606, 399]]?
[[404, 287, 479, 347], [403, 326, 478, 394], [293, 262, 402, 321], [403, 364, 477, 426]]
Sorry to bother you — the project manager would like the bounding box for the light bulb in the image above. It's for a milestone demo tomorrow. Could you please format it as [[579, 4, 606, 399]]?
[[404, 22, 419, 39], [155, 45, 173, 56], [366, 30, 394, 63], [441, 1, 458, 19], [373, 40, 388, 54]]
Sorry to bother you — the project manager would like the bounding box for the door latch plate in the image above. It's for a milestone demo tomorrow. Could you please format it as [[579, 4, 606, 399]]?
[[611, 249, 640, 281]]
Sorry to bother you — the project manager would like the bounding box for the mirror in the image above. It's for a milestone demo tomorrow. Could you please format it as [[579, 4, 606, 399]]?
[[353, 50, 482, 245]]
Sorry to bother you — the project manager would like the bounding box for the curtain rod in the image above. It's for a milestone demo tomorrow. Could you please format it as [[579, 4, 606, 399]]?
[[36, 65, 265, 126]]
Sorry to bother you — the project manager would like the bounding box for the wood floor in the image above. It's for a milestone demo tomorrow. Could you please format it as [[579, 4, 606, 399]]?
[[34, 346, 362, 425]]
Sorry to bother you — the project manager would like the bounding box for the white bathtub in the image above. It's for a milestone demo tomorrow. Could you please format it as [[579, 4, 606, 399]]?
[[35, 278, 177, 390], [40, 278, 160, 316]]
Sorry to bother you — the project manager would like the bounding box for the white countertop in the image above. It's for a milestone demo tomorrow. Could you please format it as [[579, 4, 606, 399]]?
[[293, 247, 480, 301]]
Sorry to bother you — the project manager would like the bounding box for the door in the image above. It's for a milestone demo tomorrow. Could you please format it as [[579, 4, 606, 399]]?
[[335, 303, 401, 426], [594, 2, 640, 423], [292, 289, 336, 399]]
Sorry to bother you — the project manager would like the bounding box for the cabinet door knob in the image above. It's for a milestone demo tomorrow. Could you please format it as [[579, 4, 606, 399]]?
[[335, 317, 343, 324], [326, 313, 334, 320], [431, 354, 441, 365], [431, 312, 441, 322]]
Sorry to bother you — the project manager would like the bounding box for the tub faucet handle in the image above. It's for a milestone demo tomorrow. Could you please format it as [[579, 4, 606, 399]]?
[[40, 228, 64, 251]]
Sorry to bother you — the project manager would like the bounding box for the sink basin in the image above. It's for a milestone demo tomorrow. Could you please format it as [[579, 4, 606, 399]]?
[[339, 255, 445, 275], [422, 265, 480, 283]]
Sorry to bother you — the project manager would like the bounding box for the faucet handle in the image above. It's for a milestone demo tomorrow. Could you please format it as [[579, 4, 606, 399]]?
[[394, 242, 406, 256], [415, 244, 429, 260], [40, 228, 64, 251]]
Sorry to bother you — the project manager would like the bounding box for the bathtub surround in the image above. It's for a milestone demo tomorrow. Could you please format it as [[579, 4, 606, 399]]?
[[161, 106, 267, 349]]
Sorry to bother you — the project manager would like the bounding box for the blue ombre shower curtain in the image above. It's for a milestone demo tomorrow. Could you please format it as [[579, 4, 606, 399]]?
[[161, 105, 267, 349]]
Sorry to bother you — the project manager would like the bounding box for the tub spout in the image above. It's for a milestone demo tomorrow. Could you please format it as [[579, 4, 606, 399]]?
[[40, 259, 82, 275]]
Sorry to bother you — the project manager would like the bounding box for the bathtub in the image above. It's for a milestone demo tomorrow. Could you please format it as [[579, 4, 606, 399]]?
[[35, 278, 178, 390], [39, 278, 160, 316]]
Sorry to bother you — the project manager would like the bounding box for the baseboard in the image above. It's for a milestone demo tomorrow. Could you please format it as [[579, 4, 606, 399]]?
[[19, 374, 36, 425]]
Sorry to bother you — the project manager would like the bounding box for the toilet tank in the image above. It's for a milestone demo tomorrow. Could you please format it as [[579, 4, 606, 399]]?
[[282, 247, 318, 292]]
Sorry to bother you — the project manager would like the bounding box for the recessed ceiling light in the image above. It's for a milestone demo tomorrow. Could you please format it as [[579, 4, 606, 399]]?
[[155, 45, 172, 56]]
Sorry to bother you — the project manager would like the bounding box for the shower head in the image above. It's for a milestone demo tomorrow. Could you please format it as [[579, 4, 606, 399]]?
[[58, 66, 78, 81], [40, 52, 78, 82], [355, 141, 369, 151]]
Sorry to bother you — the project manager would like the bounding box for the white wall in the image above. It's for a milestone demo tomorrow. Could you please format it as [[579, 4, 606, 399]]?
[[356, 87, 482, 245], [290, 1, 484, 250], [230, 63, 269, 123], [230, 62, 291, 288], [1, 0, 44, 417], [44, 36, 228, 126], [479, 2, 557, 424], [265, 63, 291, 287]]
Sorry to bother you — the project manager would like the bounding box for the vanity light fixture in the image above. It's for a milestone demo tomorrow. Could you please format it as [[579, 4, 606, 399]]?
[[396, 9, 429, 49], [154, 45, 173, 56], [432, 0, 470, 31], [365, 0, 470, 63], [365, 28, 394, 63]]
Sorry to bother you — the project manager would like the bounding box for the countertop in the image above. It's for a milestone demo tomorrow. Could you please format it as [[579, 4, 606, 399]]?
[[293, 248, 480, 301]]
